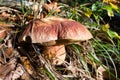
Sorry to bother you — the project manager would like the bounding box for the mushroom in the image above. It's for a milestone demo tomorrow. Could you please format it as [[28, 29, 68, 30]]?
[[18, 16, 93, 65]]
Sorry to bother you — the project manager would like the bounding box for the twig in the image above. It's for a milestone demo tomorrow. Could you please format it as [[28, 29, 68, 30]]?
[[1, 48, 7, 63], [0, 7, 21, 13]]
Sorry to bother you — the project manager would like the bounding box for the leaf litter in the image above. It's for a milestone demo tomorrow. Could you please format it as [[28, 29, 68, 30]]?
[[0, 0, 118, 80]]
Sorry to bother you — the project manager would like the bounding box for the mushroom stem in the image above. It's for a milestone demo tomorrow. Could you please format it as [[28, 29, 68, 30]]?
[[43, 45, 66, 65]]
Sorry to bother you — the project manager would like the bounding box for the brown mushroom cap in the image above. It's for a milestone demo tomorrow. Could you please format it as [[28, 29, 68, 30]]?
[[19, 16, 93, 46]]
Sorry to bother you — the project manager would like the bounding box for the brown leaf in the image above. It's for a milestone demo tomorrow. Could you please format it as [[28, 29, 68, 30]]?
[[1, 12, 10, 20], [97, 66, 108, 80], [4, 64, 25, 80], [5, 47, 13, 57], [0, 28, 7, 40], [0, 59, 17, 79], [0, 22, 14, 27], [0, 22, 13, 40], [44, 2, 60, 13], [21, 57, 33, 74]]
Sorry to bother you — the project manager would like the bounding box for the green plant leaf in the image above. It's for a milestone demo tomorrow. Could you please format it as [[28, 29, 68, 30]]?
[[102, 23, 110, 31], [109, 2, 118, 10], [20, 0, 25, 14], [107, 29, 120, 39], [109, 2, 120, 13], [84, 8, 92, 18], [103, 5, 114, 17], [107, 9, 114, 16]]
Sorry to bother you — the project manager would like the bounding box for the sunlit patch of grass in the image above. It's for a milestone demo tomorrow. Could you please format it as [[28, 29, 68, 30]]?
[[69, 37, 120, 79], [92, 37, 120, 79], [71, 44, 91, 76], [43, 68, 55, 80]]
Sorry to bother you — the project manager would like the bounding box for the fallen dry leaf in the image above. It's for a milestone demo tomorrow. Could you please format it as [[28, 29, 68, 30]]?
[[4, 64, 25, 80], [0, 22, 13, 41], [1, 12, 10, 20], [11, 65, 24, 80], [44, 2, 60, 13], [21, 57, 33, 74], [4, 47, 13, 57], [0, 59, 17, 79], [0, 28, 7, 40], [0, 22, 14, 28], [97, 66, 107, 80]]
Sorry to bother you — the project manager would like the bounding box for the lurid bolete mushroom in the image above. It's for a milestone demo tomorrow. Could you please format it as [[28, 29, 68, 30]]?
[[19, 16, 93, 65]]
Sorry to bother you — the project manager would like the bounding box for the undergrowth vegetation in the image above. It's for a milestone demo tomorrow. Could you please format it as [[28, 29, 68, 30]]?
[[57, 1, 120, 79], [0, 0, 120, 80]]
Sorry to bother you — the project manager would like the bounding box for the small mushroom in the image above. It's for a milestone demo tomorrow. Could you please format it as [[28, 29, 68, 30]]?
[[19, 16, 93, 65]]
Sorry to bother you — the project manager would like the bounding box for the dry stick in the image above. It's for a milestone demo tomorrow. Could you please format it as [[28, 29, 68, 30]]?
[[1, 48, 7, 63], [0, 7, 21, 13], [32, 44, 66, 80], [33, 1, 43, 19]]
